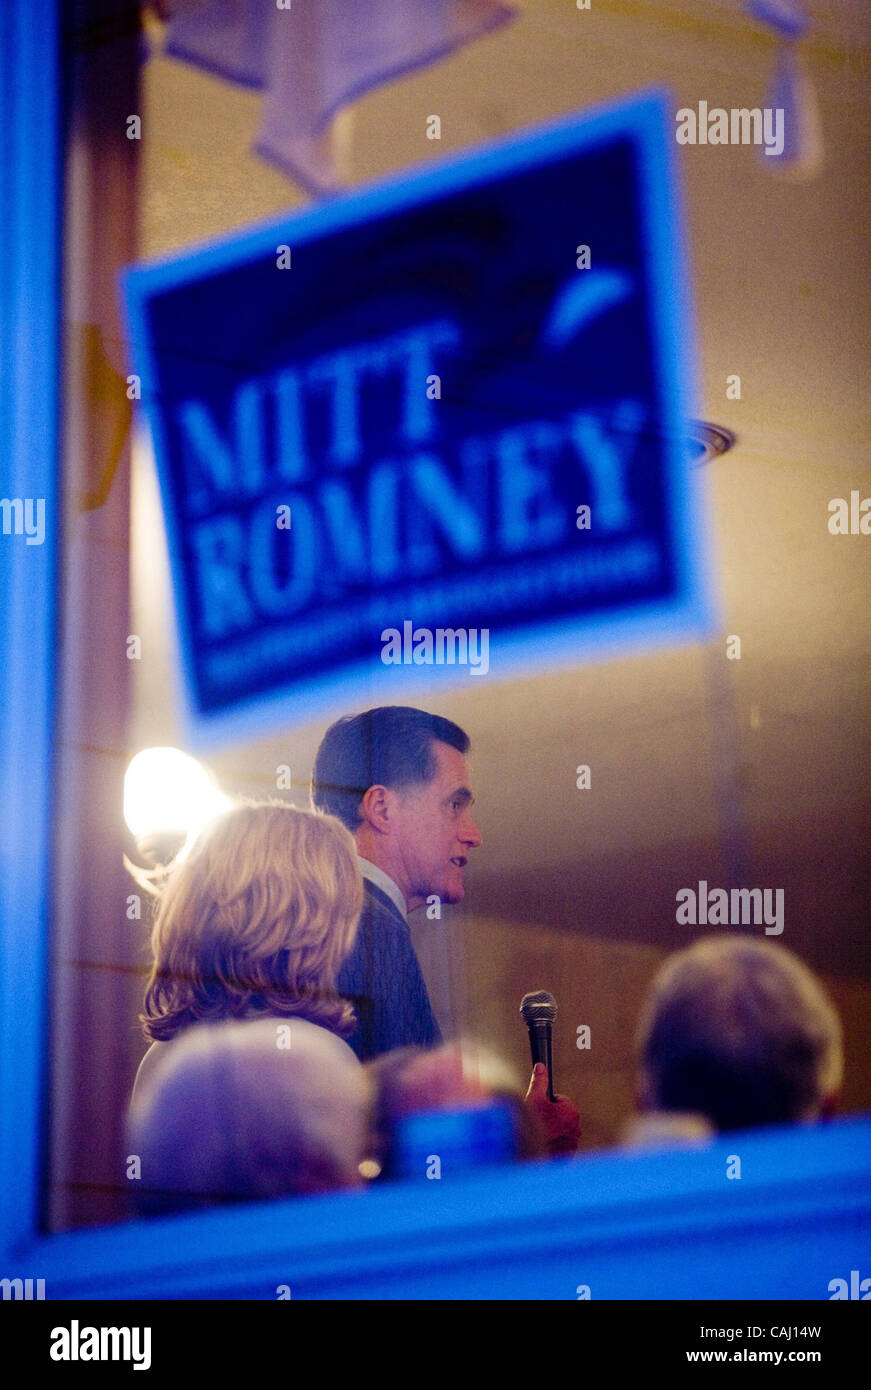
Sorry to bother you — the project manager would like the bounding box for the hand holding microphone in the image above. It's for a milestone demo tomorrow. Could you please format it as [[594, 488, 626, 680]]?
[[520, 989, 558, 1097], [520, 990, 582, 1156]]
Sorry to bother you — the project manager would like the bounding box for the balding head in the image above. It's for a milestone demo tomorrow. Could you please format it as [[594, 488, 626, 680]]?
[[128, 1018, 369, 1212], [637, 935, 843, 1132]]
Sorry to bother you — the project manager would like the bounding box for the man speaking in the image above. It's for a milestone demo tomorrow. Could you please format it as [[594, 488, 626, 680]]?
[[311, 706, 482, 1062]]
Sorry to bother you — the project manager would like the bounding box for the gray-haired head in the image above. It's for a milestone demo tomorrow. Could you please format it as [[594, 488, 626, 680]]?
[[127, 1017, 369, 1213], [636, 935, 843, 1133]]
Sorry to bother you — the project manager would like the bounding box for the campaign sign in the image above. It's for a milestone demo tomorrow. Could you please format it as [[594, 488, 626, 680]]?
[[123, 91, 714, 746]]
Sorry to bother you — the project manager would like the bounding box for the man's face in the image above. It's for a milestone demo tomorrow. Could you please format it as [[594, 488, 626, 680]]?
[[392, 741, 482, 911]]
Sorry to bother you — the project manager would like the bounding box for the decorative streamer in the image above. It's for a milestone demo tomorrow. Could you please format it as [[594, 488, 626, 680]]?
[[157, 0, 518, 196], [746, 0, 823, 178]]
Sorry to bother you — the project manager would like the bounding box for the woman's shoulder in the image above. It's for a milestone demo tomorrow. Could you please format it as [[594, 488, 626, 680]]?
[[129, 1039, 166, 1112]]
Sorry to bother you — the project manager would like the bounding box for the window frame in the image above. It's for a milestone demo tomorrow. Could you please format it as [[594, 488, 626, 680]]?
[[1, 0, 869, 1303]]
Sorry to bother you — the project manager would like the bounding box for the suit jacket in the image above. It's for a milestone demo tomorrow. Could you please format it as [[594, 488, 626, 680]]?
[[338, 879, 442, 1062]]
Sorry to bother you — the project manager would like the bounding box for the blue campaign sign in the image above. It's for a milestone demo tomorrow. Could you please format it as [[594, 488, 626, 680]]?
[[123, 91, 714, 746]]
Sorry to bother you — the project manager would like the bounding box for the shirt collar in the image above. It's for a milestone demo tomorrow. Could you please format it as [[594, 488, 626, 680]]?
[[357, 856, 408, 923]]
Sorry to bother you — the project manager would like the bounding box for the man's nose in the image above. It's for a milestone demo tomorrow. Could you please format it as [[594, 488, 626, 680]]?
[[461, 814, 483, 849]]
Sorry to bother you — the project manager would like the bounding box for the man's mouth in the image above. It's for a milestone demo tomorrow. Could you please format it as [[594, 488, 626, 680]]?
[[450, 856, 467, 868]]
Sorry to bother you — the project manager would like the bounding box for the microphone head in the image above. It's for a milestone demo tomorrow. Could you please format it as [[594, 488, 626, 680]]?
[[520, 990, 558, 1026]]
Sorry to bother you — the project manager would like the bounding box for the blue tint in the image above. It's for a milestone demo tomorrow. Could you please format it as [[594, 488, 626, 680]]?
[[391, 1103, 518, 1179]]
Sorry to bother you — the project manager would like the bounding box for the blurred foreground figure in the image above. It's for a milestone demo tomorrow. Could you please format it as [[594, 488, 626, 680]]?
[[128, 1017, 369, 1213], [631, 935, 843, 1140], [131, 801, 363, 1106], [366, 1042, 580, 1179]]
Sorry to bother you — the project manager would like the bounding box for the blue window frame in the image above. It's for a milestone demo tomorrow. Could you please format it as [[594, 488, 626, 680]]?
[[0, 0, 63, 1258]]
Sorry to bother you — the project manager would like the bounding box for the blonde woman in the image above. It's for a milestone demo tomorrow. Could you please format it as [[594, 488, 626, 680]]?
[[130, 801, 364, 1107]]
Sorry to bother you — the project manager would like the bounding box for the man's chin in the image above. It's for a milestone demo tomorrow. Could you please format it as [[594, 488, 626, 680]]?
[[441, 881, 465, 905]]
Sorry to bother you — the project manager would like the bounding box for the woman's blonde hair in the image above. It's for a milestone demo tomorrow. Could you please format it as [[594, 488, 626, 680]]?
[[140, 801, 363, 1042]]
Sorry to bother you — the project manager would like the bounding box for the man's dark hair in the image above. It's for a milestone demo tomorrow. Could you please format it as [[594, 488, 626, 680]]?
[[311, 706, 470, 831]]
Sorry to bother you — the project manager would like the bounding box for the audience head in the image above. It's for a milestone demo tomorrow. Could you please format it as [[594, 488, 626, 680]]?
[[366, 1041, 542, 1178], [128, 1018, 369, 1212], [636, 935, 843, 1132], [141, 801, 363, 1043]]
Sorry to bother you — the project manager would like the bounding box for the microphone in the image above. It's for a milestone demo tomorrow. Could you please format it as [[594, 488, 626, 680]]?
[[520, 990, 558, 1102]]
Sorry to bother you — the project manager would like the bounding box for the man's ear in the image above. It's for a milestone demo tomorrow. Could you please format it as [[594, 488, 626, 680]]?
[[359, 784, 392, 834]]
